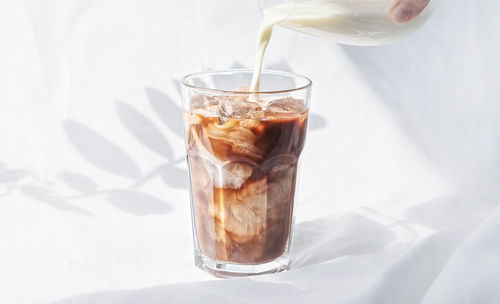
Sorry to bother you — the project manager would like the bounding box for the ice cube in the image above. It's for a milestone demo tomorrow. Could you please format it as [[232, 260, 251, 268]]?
[[190, 94, 219, 116], [265, 97, 305, 114], [191, 93, 218, 110], [203, 119, 265, 161], [214, 161, 254, 189], [213, 178, 267, 243], [217, 97, 263, 120], [234, 85, 250, 92], [264, 154, 298, 221]]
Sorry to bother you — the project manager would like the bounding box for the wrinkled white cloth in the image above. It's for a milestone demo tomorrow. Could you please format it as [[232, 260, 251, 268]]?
[[1, 0, 499, 303]]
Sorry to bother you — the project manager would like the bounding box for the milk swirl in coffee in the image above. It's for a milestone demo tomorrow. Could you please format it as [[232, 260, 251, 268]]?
[[185, 90, 308, 263]]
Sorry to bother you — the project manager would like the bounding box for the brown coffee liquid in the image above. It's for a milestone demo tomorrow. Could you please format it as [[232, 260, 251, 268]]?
[[185, 96, 308, 264]]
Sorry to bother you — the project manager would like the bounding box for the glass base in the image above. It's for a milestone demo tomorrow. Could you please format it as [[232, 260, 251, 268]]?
[[194, 251, 290, 278]]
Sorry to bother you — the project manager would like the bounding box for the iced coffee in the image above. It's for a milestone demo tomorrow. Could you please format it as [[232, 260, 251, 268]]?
[[181, 70, 312, 276], [185, 87, 308, 265]]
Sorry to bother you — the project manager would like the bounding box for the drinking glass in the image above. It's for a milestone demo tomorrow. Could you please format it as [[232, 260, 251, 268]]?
[[181, 70, 312, 277]]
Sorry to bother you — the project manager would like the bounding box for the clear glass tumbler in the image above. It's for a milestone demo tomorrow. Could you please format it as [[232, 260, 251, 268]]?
[[181, 69, 312, 277]]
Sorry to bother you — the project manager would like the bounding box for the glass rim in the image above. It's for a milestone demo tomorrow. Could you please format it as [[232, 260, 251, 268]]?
[[181, 69, 312, 95]]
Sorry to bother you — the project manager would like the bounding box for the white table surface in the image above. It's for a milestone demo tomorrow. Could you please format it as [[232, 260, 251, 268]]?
[[1, 0, 500, 303]]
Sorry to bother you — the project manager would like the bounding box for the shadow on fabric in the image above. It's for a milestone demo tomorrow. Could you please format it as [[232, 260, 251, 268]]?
[[50, 211, 411, 304]]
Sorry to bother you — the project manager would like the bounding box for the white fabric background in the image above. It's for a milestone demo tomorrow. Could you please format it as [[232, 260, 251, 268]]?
[[1, 0, 499, 303]]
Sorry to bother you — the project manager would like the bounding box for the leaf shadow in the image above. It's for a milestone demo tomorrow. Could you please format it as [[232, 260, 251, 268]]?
[[19, 185, 93, 216], [0, 168, 29, 183], [63, 120, 142, 179], [308, 113, 327, 131], [116, 101, 174, 160], [58, 171, 99, 194], [0, 161, 30, 198], [171, 79, 182, 97], [61, 105, 186, 215], [145, 87, 184, 139], [160, 164, 189, 190], [107, 189, 172, 215]]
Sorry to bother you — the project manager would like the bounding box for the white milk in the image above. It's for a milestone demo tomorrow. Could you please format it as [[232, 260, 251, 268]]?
[[250, 0, 434, 92]]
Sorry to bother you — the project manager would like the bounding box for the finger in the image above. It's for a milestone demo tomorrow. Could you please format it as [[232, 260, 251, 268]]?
[[390, 0, 431, 24]]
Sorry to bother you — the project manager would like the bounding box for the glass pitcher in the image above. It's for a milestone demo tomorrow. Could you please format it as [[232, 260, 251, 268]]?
[[258, 0, 436, 46]]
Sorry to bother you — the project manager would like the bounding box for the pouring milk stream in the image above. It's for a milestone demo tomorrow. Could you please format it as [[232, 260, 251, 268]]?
[[250, 0, 435, 92]]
